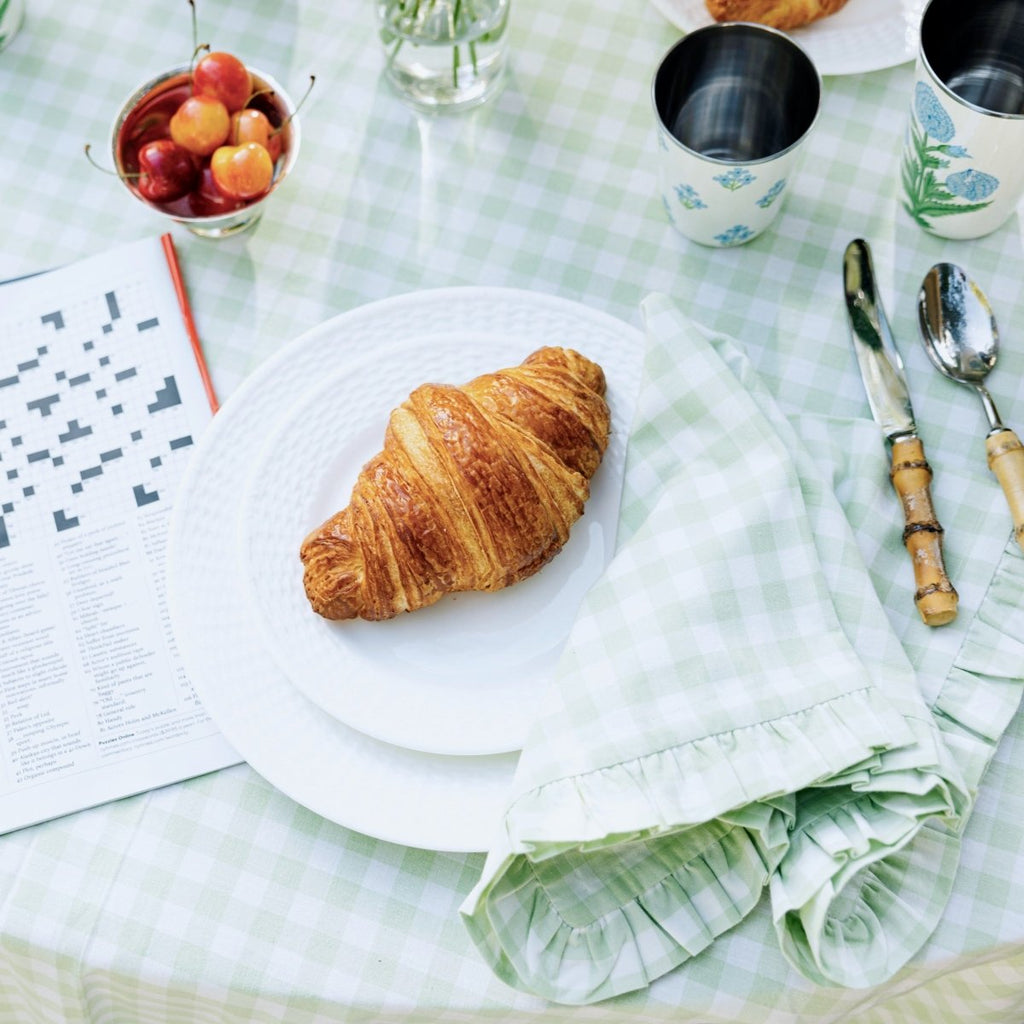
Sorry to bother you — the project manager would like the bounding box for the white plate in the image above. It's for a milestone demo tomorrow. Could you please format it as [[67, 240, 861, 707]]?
[[649, 0, 923, 77], [167, 288, 644, 851], [242, 325, 639, 756]]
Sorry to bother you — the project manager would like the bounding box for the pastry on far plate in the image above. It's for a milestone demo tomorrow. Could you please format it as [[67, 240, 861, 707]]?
[[300, 346, 611, 621], [704, 0, 850, 31]]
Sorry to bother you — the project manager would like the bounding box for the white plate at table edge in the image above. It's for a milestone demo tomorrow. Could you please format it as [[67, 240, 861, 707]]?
[[240, 323, 639, 756], [649, 0, 922, 77], [167, 287, 644, 851]]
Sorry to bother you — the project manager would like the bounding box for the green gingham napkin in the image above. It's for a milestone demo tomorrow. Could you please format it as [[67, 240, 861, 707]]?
[[459, 293, 1022, 1005]]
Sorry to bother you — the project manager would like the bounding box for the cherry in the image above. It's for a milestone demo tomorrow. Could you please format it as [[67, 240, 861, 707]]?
[[210, 142, 274, 200], [136, 139, 199, 201], [193, 51, 252, 113], [229, 108, 282, 162], [169, 94, 230, 156], [189, 165, 246, 217]]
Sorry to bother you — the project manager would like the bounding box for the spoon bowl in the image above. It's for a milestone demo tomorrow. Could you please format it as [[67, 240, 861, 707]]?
[[918, 263, 1003, 423], [918, 262, 1024, 550]]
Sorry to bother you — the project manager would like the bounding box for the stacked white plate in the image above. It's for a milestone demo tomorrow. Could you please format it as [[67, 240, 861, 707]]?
[[166, 288, 644, 851], [649, 0, 921, 77]]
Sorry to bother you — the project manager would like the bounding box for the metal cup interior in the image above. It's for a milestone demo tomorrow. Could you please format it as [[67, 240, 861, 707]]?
[[921, 0, 1024, 116], [653, 22, 821, 163]]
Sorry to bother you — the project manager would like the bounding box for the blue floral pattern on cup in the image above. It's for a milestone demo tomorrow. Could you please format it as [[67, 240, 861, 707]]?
[[713, 167, 755, 191], [674, 184, 707, 210], [901, 82, 1000, 230], [945, 169, 1000, 201], [714, 225, 755, 246], [657, 127, 803, 246], [756, 179, 786, 208]]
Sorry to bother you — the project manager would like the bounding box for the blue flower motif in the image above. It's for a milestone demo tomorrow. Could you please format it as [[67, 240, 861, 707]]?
[[755, 179, 786, 208], [914, 82, 955, 142], [674, 183, 707, 210], [713, 168, 755, 191], [945, 168, 1000, 200], [715, 225, 755, 246], [942, 145, 970, 158]]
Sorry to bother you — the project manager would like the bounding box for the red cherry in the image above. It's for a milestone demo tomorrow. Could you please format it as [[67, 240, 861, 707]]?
[[193, 51, 252, 113], [189, 165, 246, 217], [229, 108, 282, 162], [169, 94, 230, 156], [210, 142, 274, 200], [136, 139, 199, 201]]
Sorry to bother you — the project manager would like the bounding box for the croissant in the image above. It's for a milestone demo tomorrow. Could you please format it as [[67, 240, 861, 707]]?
[[300, 346, 611, 621], [704, 0, 849, 30]]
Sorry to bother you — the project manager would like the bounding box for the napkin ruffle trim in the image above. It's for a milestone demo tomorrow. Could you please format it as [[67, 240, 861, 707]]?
[[461, 685, 905, 1004], [931, 540, 1024, 797], [771, 539, 1024, 989], [771, 792, 962, 987], [773, 812, 963, 988], [504, 685, 904, 853], [463, 812, 785, 1005]]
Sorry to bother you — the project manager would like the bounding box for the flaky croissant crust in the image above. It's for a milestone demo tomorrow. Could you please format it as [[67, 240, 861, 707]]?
[[704, 0, 849, 30], [299, 346, 611, 621]]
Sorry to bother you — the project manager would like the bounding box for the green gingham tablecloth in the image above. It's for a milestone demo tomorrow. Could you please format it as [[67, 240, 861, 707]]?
[[3, 0, 1024, 1021]]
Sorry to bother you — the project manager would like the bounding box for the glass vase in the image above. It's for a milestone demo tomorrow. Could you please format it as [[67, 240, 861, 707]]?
[[377, 0, 510, 113]]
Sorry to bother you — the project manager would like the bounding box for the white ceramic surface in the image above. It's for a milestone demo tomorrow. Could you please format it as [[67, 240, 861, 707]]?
[[649, 0, 921, 77], [166, 288, 644, 851], [244, 316, 641, 756], [654, 126, 811, 248]]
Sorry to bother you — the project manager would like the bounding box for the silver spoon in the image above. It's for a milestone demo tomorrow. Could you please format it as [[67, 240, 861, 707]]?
[[918, 262, 1024, 551]]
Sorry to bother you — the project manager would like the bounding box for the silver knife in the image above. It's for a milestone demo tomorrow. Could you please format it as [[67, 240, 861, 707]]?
[[842, 238, 957, 626]]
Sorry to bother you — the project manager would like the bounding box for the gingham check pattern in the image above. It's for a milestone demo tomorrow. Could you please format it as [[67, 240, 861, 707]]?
[[462, 294, 1023, 1003], [1, 0, 1024, 1020]]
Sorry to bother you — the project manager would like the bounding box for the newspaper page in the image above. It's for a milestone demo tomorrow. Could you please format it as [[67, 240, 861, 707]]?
[[0, 236, 240, 833]]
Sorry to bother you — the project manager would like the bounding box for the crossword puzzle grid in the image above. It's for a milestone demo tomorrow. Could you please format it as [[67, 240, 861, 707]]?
[[0, 278, 196, 550]]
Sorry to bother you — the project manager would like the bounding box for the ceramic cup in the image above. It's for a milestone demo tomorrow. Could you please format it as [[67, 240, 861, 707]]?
[[901, 0, 1024, 239], [651, 22, 821, 248]]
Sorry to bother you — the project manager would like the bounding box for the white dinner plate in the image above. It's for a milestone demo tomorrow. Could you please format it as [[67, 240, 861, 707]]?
[[167, 288, 644, 851], [242, 323, 639, 756], [649, 0, 923, 77]]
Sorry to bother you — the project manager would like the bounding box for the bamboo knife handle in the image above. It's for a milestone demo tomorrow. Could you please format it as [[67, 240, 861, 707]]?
[[985, 428, 1024, 552], [890, 436, 958, 626]]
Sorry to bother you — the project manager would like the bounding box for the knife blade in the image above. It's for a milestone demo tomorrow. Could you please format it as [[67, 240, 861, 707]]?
[[842, 238, 958, 626]]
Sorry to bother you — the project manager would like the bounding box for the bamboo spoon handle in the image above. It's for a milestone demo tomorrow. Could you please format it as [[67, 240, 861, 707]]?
[[985, 428, 1024, 552], [890, 436, 958, 626]]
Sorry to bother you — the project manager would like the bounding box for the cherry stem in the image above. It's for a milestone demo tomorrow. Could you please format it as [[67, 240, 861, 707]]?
[[84, 144, 137, 181], [267, 74, 315, 137], [246, 86, 276, 105], [190, 41, 210, 78]]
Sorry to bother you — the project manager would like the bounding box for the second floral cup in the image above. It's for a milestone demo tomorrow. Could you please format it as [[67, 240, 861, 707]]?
[[651, 23, 821, 248], [900, 0, 1024, 239]]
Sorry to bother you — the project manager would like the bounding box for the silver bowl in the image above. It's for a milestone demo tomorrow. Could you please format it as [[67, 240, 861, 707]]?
[[111, 63, 301, 238]]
